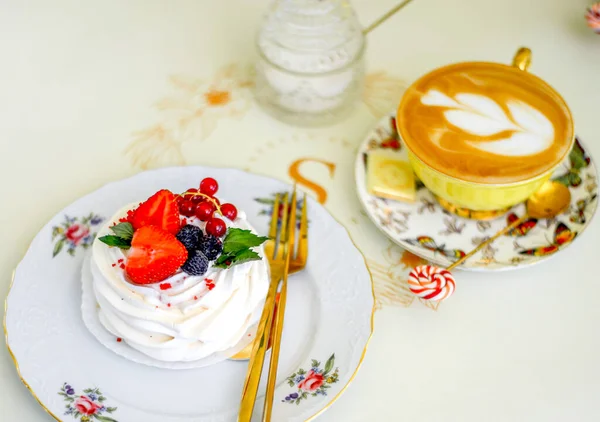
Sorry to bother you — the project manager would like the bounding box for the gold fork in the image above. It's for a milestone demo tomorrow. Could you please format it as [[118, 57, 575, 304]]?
[[262, 188, 308, 421], [238, 187, 308, 421], [230, 192, 306, 361]]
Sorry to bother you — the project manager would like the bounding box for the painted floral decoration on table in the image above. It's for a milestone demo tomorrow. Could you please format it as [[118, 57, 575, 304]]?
[[125, 64, 254, 169], [586, 3, 600, 33], [124, 61, 406, 171], [368, 244, 444, 311], [59, 383, 117, 422], [362, 71, 408, 118], [283, 354, 339, 404], [52, 213, 103, 257]]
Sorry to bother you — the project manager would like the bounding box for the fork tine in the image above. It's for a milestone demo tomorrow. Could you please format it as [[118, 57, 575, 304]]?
[[276, 193, 289, 260], [263, 186, 296, 421], [287, 187, 297, 260], [296, 193, 308, 265], [268, 194, 281, 241], [263, 194, 280, 261]]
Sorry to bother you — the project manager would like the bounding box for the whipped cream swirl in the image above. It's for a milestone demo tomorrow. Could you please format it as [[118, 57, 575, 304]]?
[[89, 204, 269, 362]]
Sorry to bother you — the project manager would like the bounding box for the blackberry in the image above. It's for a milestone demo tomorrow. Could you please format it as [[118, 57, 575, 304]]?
[[199, 235, 223, 261], [176, 225, 203, 251], [181, 249, 209, 276]]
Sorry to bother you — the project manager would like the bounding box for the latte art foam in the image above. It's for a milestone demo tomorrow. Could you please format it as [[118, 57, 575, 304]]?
[[398, 62, 573, 183]]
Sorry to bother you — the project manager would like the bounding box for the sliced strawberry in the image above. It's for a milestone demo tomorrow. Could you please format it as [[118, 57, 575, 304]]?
[[125, 226, 188, 284], [131, 189, 181, 234]]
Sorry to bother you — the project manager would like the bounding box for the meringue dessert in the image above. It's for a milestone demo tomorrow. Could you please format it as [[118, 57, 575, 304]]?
[[85, 178, 269, 363]]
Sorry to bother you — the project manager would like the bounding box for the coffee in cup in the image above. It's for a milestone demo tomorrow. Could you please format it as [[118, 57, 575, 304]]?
[[396, 48, 574, 214]]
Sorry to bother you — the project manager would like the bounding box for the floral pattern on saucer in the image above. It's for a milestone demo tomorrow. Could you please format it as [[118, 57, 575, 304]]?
[[52, 214, 104, 257], [355, 114, 599, 271], [59, 383, 117, 421], [283, 354, 339, 405]]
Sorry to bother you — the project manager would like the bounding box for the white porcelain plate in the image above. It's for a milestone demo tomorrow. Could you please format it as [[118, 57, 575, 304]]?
[[355, 113, 598, 271], [5, 167, 374, 422]]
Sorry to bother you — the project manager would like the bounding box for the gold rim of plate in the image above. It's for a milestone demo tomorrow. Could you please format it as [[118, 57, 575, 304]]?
[[4, 189, 376, 422]]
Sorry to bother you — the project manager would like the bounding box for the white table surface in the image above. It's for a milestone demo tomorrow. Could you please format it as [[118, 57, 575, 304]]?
[[2, 0, 600, 421]]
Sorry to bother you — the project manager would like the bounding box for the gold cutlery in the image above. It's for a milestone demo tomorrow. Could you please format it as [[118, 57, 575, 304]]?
[[238, 187, 308, 421], [263, 189, 308, 421], [446, 181, 571, 271], [230, 191, 307, 361]]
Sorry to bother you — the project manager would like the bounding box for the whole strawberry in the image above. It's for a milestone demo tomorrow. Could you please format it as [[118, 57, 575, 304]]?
[[131, 189, 181, 235]]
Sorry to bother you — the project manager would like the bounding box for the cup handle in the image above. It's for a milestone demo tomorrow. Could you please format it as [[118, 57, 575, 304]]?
[[512, 47, 532, 72]]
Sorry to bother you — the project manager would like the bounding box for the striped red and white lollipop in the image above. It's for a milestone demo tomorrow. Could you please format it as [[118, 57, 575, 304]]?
[[408, 265, 456, 302], [587, 3, 600, 33]]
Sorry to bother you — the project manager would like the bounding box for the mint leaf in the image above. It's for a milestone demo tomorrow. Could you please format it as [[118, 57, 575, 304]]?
[[99, 222, 134, 249], [98, 235, 131, 249], [214, 252, 236, 268], [222, 228, 268, 254], [110, 222, 134, 240], [213, 228, 268, 269], [231, 248, 261, 264], [213, 248, 261, 268]]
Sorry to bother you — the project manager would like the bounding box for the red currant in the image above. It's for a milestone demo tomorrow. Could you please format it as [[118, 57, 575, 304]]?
[[206, 217, 226, 237], [200, 177, 218, 196], [195, 201, 215, 221], [179, 200, 196, 217], [220, 203, 238, 220], [183, 188, 201, 204]]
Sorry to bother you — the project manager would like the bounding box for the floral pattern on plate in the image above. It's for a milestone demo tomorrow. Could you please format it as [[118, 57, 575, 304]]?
[[59, 383, 117, 421], [355, 114, 599, 271], [7, 167, 373, 422], [283, 354, 339, 405], [52, 213, 104, 257], [255, 192, 307, 228]]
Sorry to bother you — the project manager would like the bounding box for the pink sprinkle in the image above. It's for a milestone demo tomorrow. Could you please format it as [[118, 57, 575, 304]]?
[[159, 283, 172, 290]]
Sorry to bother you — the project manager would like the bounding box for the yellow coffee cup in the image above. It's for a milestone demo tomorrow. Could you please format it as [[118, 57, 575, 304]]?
[[396, 48, 575, 216]]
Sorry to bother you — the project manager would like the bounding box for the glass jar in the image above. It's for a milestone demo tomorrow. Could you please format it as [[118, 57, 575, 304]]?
[[254, 0, 366, 126]]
